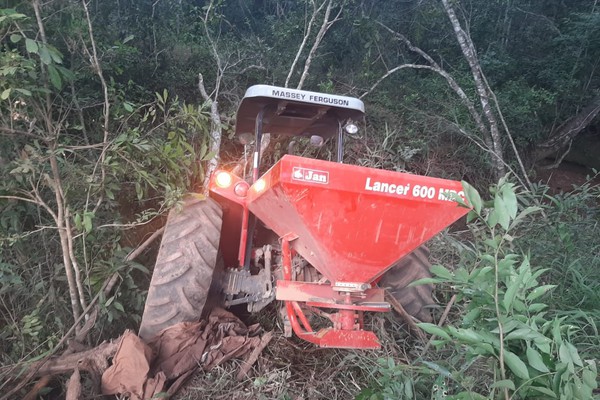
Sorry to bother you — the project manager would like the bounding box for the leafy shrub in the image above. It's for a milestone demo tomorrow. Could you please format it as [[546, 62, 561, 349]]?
[[520, 178, 600, 334], [414, 179, 598, 399], [362, 178, 599, 399]]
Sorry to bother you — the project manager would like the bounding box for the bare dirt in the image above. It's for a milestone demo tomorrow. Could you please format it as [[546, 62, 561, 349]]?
[[534, 162, 599, 193]]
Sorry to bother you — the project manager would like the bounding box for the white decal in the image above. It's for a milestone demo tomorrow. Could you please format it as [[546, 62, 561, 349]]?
[[365, 177, 465, 201], [365, 177, 410, 195], [437, 188, 465, 202], [271, 89, 350, 106], [412, 184, 436, 199], [292, 167, 329, 184]]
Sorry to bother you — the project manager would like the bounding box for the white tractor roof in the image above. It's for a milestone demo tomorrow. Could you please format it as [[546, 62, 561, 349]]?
[[235, 85, 365, 138]]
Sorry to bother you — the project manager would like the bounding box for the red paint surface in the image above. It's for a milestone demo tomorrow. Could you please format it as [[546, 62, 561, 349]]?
[[247, 155, 469, 284]]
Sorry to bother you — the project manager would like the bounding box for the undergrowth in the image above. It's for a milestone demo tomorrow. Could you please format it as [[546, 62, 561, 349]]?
[[175, 177, 600, 400], [359, 177, 600, 400], [5, 176, 598, 399]]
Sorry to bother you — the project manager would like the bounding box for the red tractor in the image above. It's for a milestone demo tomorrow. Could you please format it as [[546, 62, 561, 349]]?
[[139, 85, 469, 349]]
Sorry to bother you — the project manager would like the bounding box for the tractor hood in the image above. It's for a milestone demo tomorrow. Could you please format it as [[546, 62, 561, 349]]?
[[246, 155, 469, 285]]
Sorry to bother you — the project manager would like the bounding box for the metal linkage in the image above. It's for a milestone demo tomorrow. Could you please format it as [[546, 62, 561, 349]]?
[[279, 237, 383, 349], [223, 245, 275, 313]]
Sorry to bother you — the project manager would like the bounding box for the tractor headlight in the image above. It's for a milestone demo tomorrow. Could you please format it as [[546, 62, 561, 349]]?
[[310, 135, 324, 147], [344, 123, 358, 134]]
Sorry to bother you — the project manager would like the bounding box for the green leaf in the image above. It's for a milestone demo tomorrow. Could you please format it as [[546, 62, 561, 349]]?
[[552, 317, 566, 345], [113, 301, 124, 312], [199, 141, 208, 158], [48, 65, 62, 90], [527, 346, 550, 373], [470, 265, 493, 279], [123, 102, 134, 112], [135, 182, 143, 200], [10, 34, 22, 43], [201, 150, 216, 161], [501, 183, 518, 219], [487, 209, 499, 228], [130, 262, 150, 274], [505, 328, 543, 341], [448, 327, 482, 343], [3, 11, 27, 19], [56, 65, 74, 81], [510, 206, 541, 229], [528, 303, 547, 312], [15, 88, 32, 96], [529, 386, 557, 398], [408, 277, 442, 286], [490, 379, 515, 390], [494, 195, 510, 230], [38, 45, 52, 65], [461, 180, 481, 214], [462, 308, 481, 326], [563, 342, 583, 367], [503, 351, 530, 380], [466, 210, 478, 223], [483, 238, 499, 250], [449, 392, 488, 400], [417, 323, 451, 340], [582, 365, 598, 389], [123, 34, 135, 44], [25, 38, 38, 54], [534, 336, 552, 354], [526, 285, 557, 301], [503, 281, 518, 312], [46, 44, 63, 64], [403, 378, 413, 398], [472, 343, 495, 355], [74, 213, 82, 228], [83, 213, 92, 233], [1, 88, 11, 100], [430, 264, 453, 280], [419, 361, 452, 378]]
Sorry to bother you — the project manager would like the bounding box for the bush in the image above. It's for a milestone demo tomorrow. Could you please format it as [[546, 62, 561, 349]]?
[[360, 177, 599, 399]]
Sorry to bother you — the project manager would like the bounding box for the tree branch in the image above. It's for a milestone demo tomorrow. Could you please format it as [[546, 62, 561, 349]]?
[[81, 0, 111, 215], [360, 64, 435, 99], [534, 98, 600, 162], [441, 0, 505, 179], [371, 22, 496, 157], [285, 0, 327, 88], [297, 0, 342, 90], [198, 73, 222, 193], [0, 126, 45, 140]]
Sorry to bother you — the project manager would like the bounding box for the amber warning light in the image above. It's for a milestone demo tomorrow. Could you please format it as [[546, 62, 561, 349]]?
[[215, 171, 233, 188], [253, 178, 266, 193]]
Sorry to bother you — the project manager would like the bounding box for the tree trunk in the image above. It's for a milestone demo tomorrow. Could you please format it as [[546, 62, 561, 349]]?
[[441, 0, 506, 179], [534, 97, 600, 163]]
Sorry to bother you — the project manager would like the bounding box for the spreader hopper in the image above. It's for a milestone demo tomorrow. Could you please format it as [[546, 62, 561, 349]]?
[[247, 155, 469, 286]]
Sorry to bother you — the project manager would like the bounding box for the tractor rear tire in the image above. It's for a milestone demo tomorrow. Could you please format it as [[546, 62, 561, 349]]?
[[379, 246, 434, 322], [138, 196, 222, 340]]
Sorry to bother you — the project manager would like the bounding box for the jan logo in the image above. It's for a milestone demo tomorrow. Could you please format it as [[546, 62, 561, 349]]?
[[292, 167, 329, 184]]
